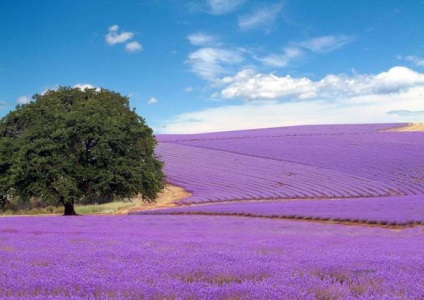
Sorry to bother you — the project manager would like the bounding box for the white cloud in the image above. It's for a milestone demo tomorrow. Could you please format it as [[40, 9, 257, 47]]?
[[401, 55, 424, 67], [238, 3, 284, 31], [186, 47, 244, 81], [125, 41, 142, 53], [254, 47, 304, 67], [148, 97, 158, 105], [184, 86, 195, 92], [217, 66, 424, 101], [105, 25, 142, 54], [297, 35, 355, 53], [109, 25, 118, 32], [187, 33, 218, 47], [161, 86, 424, 134], [17, 96, 31, 105], [160, 66, 424, 133], [218, 69, 315, 100], [105, 25, 134, 45], [206, 0, 245, 14]]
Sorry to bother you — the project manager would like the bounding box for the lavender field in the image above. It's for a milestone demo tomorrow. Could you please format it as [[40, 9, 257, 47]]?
[[156, 124, 424, 204], [2, 124, 424, 299], [135, 194, 424, 226], [1, 216, 423, 299]]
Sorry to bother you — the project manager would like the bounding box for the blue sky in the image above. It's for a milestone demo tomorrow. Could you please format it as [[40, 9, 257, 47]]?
[[1, 0, 423, 133]]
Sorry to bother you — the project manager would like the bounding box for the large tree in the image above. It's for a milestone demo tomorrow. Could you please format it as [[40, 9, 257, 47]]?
[[0, 87, 165, 215]]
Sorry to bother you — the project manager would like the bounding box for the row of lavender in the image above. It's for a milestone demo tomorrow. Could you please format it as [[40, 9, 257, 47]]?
[[1, 215, 423, 299], [171, 130, 424, 195], [158, 143, 402, 204], [134, 195, 424, 226], [156, 124, 424, 204]]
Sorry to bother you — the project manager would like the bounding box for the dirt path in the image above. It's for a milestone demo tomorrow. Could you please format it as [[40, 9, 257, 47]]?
[[386, 123, 424, 132], [118, 184, 192, 214]]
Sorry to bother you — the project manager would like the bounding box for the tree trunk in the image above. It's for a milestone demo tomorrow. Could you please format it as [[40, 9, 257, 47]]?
[[62, 199, 78, 216]]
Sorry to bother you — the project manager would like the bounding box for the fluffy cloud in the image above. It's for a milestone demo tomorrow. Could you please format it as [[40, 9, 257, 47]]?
[[160, 66, 424, 133], [206, 0, 245, 14], [186, 31, 245, 81], [105, 25, 134, 45], [187, 33, 218, 47], [125, 41, 142, 53], [218, 66, 424, 101], [238, 3, 284, 31], [186, 47, 244, 81], [297, 35, 355, 53], [148, 97, 158, 105], [218, 69, 314, 100], [105, 25, 142, 54], [17, 96, 31, 105]]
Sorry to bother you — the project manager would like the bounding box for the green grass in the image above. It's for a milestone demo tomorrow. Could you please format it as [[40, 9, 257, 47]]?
[[74, 199, 144, 215]]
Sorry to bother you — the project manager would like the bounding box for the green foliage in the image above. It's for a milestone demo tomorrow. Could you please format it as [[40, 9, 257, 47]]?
[[0, 195, 6, 210], [0, 87, 165, 211]]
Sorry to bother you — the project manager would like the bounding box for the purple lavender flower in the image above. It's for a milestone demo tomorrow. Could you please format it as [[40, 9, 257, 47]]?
[[1, 215, 423, 299]]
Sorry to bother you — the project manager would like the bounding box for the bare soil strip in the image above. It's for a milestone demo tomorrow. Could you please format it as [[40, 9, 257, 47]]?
[[117, 184, 192, 214], [385, 123, 424, 132]]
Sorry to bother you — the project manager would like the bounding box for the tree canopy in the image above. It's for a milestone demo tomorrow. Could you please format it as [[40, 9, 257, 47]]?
[[0, 87, 165, 215]]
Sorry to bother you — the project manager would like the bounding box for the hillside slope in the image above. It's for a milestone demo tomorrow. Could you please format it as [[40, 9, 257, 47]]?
[[156, 124, 424, 204]]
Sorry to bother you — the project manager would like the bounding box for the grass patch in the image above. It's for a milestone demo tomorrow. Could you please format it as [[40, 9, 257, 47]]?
[[1, 199, 144, 216], [74, 199, 144, 215], [1, 206, 63, 216]]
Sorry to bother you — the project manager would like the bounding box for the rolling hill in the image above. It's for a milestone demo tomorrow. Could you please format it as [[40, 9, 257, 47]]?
[[155, 123, 424, 204]]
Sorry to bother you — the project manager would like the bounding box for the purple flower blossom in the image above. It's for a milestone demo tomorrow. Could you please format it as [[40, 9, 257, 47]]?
[[1, 215, 423, 299]]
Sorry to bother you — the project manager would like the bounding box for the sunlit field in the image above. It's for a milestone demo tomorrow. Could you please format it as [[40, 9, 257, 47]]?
[[2, 124, 424, 299], [1, 215, 423, 299], [2, 0, 424, 298]]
